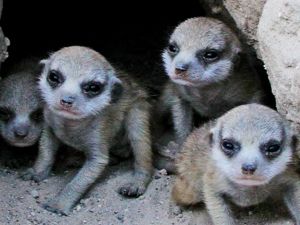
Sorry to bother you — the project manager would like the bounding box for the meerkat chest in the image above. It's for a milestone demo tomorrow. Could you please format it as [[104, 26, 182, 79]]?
[[45, 112, 101, 151], [225, 185, 274, 207], [179, 86, 232, 117]]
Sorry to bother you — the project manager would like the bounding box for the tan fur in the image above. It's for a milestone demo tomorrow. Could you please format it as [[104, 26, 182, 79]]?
[[172, 104, 300, 225], [155, 17, 264, 173], [21, 46, 153, 215]]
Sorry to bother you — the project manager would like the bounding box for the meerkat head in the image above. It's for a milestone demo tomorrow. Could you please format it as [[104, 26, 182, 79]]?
[[0, 73, 43, 147], [210, 104, 295, 187], [162, 17, 241, 87], [39, 46, 123, 120]]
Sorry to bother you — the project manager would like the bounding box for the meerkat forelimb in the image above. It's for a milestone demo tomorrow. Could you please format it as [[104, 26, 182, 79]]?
[[155, 17, 265, 172], [172, 104, 300, 225], [21, 46, 153, 215]]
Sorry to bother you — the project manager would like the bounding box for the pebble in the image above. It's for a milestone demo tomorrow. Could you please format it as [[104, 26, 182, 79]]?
[[138, 195, 145, 200], [30, 189, 39, 199], [172, 206, 182, 216], [75, 205, 82, 211], [89, 209, 95, 213], [154, 169, 168, 179], [158, 169, 167, 176], [116, 213, 124, 222]]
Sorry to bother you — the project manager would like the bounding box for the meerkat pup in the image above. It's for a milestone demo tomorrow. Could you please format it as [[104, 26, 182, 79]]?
[[172, 104, 300, 225], [0, 60, 43, 165], [22, 46, 153, 215], [155, 17, 264, 171]]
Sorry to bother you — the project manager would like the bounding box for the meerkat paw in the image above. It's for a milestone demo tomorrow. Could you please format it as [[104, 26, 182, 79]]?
[[43, 198, 71, 216], [20, 168, 49, 182], [118, 172, 151, 197], [118, 182, 147, 197]]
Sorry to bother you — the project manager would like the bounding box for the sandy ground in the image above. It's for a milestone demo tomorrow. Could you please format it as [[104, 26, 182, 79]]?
[[0, 158, 296, 225]]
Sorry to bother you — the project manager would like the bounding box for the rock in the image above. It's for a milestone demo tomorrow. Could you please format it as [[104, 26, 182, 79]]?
[[223, 0, 266, 50], [154, 169, 168, 179], [74, 205, 82, 212], [116, 213, 124, 222], [30, 189, 39, 199], [258, 0, 300, 131], [199, 0, 266, 54], [172, 206, 182, 216], [0, 27, 9, 66]]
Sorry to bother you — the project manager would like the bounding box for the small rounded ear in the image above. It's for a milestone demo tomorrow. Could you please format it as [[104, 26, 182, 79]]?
[[40, 59, 48, 65], [111, 79, 123, 104], [209, 132, 214, 147], [231, 37, 243, 65], [36, 59, 47, 75], [209, 121, 219, 147], [292, 135, 298, 153]]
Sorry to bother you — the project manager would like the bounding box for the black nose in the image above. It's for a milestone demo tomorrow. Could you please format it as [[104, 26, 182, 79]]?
[[175, 63, 189, 74], [60, 96, 75, 108], [14, 126, 29, 139], [241, 163, 257, 175]]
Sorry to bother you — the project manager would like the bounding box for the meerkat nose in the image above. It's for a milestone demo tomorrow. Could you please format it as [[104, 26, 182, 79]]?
[[175, 63, 189, 75], [14, 125, 29, 139], [241, 163, 257, 175], [60, 96, 75, 108]]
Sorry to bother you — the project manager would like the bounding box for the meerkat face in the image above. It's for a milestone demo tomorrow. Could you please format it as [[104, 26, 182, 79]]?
[[162, 17, 241, 87], [39, 46, 123, 120], [0, 73, 43, 147], [210, 104, 294, 187]]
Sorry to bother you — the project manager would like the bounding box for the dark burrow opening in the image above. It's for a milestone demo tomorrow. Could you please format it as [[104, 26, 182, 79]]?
[[0, 0, 275, 169], [1, 0, 205, 96], [0, 0, 205, 168]]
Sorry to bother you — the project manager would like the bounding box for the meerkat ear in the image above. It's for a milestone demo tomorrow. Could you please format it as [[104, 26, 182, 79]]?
[[209, 132, 214, 147], [292, 135, 298, 153], [209, 121, 219, 147], [209, 126, 217, 147], [37, 59, 48, 75], [40, 59, 48, 65], [231, 40, 243, 65], [111, 78, 123, 104]]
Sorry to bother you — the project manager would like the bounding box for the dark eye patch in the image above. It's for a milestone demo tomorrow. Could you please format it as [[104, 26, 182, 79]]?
[[0, 107, 14, 122], [81, 81, 104, 98], [167, 42, 180, 56], [47, 70, 65, 88], [30, 108, 44, 123], [196, 49, 222, 64], [260, 139, 282, 160], [220, 138, 241, 158]]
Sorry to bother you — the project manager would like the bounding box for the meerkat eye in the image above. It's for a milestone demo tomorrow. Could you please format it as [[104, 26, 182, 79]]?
[[203, 50, 219, 62], [262, 141, 282, 159], [30, 108, 44, 122], [82, 81, 104, 98], [0, 107, 14, 122], [167, 43, 179, 55], [47, 70, 64, 88], [221, 139, 240, 157]]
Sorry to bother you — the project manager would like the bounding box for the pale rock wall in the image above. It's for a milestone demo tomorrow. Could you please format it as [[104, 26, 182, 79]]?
[[258, 0, 300, 131], [202, 0, 300, 132], [0, 0, 9, 68]]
